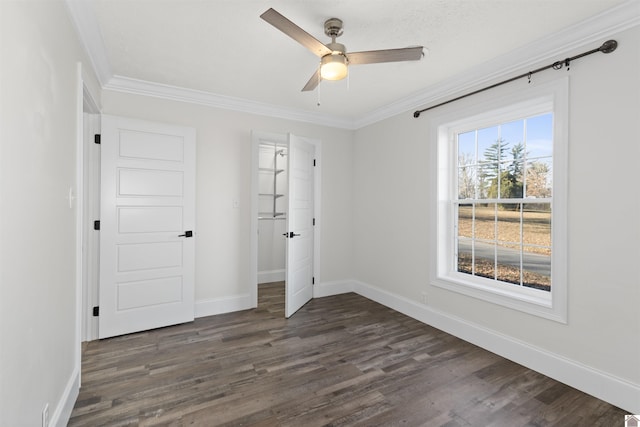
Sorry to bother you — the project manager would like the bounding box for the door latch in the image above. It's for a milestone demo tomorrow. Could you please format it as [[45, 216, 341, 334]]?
[[179, 230, 193, 238]]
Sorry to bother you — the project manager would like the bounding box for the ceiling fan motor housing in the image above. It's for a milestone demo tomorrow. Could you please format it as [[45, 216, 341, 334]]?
[[326, 42, 346, 55], [324, 18, 344, 38]]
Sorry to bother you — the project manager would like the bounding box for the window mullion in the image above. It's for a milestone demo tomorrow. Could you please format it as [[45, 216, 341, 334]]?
[[472, 203, 476, 276], [520, 202, 524, 287], [493, 203, 497, 280]]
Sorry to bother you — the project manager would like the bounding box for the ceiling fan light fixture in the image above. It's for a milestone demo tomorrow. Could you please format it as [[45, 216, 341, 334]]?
[[320, 53, 348, 81], [260, 9, 424, 91]]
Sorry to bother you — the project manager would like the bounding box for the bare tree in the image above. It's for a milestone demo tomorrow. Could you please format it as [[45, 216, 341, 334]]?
[[526, 161, 551, 198], [457, 152, 476, 199]]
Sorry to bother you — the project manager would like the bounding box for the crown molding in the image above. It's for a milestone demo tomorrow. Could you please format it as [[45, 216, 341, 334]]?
[[354, 0, 640, 128], [64, 0, 113, 86], [104, 76, 357, 130], [67, 0, 638, 130]]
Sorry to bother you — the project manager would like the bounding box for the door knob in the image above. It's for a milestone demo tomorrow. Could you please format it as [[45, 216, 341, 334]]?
[[179, 230, 193, 238]]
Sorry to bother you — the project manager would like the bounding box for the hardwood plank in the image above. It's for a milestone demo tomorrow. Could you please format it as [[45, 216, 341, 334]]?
[[69, 282, 627, 426]]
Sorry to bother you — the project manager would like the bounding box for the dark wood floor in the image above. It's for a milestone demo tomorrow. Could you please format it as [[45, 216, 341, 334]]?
[[70, 282, 625, 426]]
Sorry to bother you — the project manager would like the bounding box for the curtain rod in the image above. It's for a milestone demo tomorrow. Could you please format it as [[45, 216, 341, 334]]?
[[413, 40, 618, 118]]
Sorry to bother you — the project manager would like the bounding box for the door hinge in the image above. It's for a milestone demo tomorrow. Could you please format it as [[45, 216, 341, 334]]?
[[313, 218, 315, 226], [94, 134, 101, 144], [92, 306, 99, 316], [312, 277, 315, 285], [93, 220, 100, 230], [313, 159, 316, 167]]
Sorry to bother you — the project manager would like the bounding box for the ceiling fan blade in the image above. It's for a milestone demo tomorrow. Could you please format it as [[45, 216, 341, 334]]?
[[302, 69, 321, 92], [347, 46, 424, 65], [261, 8, 332, 57]]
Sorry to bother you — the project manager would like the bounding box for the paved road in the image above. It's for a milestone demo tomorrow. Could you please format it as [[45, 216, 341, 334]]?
[[458, 240, 550, 276]]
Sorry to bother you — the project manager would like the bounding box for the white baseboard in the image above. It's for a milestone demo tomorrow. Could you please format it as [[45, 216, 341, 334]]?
[[195, 294, 253, 318], [347, 279, 640, 414], [51, 366, 80, 427], [313, 279, 354, 298], [258, 269, 285, 284]]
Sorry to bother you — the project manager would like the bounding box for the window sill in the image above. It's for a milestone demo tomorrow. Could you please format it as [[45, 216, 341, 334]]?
[[432, 272, 566, 323]]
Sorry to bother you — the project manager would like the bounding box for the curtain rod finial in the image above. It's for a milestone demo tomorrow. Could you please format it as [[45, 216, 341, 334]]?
[[600, 40, 617, 54], [413, 111, 421, 118]]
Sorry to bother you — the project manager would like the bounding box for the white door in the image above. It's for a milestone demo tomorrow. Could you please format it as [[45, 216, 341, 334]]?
[[99, 115, 196, 338], [285, 134, 315, 317]]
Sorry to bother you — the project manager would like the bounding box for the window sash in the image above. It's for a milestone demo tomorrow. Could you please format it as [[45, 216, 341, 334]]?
[[453, 200, 552, 290]]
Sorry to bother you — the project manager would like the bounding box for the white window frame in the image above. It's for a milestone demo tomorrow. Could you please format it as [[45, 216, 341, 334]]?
[[430, 78, 568, 323]]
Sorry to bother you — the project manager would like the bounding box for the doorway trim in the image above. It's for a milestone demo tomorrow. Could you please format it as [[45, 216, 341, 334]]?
[[81, 112, 100, 342], [79, 70, 100, 343], [250, 131, 322, 309]]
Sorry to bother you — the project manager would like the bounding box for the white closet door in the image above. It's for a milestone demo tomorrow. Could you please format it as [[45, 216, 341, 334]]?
[[99, 115, 196, 338], [285, 134, 315, 318]]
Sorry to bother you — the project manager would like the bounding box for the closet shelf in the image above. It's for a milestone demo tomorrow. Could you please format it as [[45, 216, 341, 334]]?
[[258, 212, 286, 220], [258, 144, 287, 221], [259, 167, 285, 175]]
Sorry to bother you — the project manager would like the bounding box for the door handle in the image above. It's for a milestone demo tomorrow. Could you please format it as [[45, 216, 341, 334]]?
[[179, 230, 193, 238], [288, 231, 300, 238]]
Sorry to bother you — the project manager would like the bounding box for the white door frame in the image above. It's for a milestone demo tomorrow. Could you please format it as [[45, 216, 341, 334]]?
[[81, 112, 100, 341], [79, 75, 101, 343], [250, 131, 321, 309]]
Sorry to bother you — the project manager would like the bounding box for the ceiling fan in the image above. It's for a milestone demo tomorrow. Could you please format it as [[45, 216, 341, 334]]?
[[260, 8, 424, 91]]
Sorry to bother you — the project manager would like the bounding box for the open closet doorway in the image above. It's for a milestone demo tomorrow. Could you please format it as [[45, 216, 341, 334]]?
[[257, 140, 288, 284], [250, 132, 321, 318]]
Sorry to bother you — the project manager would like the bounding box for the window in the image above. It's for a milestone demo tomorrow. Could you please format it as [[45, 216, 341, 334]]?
[[432, 79, 568, 322], [457, 113, 553, 290]]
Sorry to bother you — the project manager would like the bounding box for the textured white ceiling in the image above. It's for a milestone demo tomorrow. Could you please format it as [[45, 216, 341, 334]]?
[[89, 0, 625, 120]]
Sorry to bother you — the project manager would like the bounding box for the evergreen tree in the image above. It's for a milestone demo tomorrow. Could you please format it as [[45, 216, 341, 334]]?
[[483, 140, 525, 206]]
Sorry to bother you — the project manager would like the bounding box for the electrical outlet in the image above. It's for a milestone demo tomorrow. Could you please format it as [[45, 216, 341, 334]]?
[[421, 291, 428, 305], [42, 403, 49, 427]]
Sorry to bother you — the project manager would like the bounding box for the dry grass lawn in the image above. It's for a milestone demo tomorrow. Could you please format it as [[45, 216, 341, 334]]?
[[457, 205, 551, 289], [458, 205, 551, 255]]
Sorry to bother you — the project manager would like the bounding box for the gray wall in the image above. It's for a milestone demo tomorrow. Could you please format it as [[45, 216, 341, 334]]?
[[0, 1, 101, 426], [101, 90, 355, 303], [353, 25, 640, 394]]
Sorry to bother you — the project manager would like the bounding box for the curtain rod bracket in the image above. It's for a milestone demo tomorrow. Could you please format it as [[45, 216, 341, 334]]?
[[413, 40, 618, 119]]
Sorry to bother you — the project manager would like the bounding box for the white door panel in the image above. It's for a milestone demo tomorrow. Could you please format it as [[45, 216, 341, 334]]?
[[118, 130, 185, 161], [116, 276, 183, 310], [285, 134, 315, 318], [117, 207, 183, 233], [117, 241, 183, 271], [118, 169, 184, 196], [99, 115, 196, 338]]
